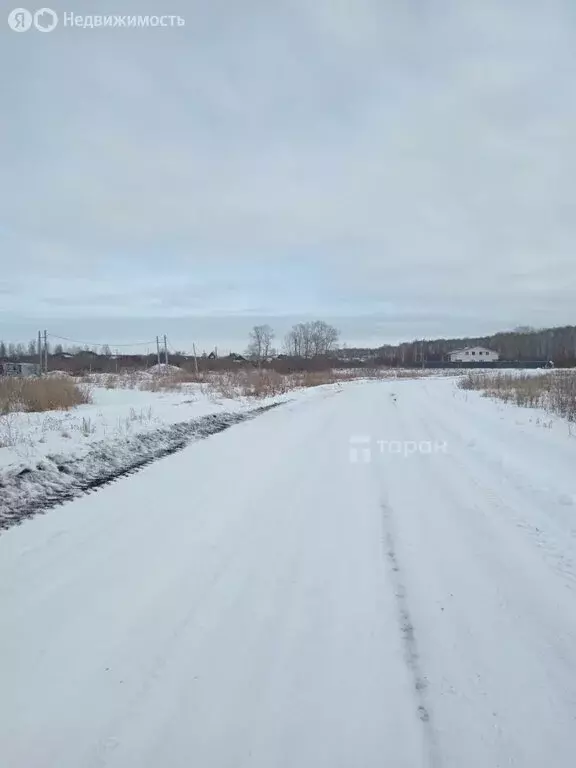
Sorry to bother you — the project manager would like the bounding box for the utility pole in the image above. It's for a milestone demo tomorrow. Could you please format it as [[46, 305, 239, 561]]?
[[192, 343, 199, 377], [43, 330, 48, 373], [38, 331, 42, 376], [163, 335, 169, 366], [156, 336, 161, 366]]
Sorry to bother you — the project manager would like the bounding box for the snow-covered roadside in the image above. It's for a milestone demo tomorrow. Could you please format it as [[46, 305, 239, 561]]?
[[0, 384, 275, 471], [0, 403, 284, 531], [457, 370, 576, 428], [0, 383, 294, 530], [0, 380, 349, 530]]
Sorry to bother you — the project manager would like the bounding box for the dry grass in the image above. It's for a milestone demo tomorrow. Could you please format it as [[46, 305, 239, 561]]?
[[0, 376, 92, 414], [134, 368, 336, 398], [295, 370, 341, 387], [459, 371, 576, 421], [82, 366, 451, 401], [206, 370, 287, 398], [82, 370, 205, 392], [332, 368, 451, 380], [102, 366, 444, 399], [87, 366, 451, 396], [139, 371, 205, 392], [87, 372, 145, 390]]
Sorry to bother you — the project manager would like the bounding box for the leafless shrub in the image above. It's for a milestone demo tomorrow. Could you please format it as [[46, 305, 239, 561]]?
[[0, 377, 92, 414]]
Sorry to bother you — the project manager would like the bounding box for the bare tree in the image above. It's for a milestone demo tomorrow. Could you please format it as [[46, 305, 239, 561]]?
[[284, 323, 310, 358], [309, 320, 339, 356], [246, 325, 275, 365], [284, 321, 339, 358], [283, 327, 300, 357]]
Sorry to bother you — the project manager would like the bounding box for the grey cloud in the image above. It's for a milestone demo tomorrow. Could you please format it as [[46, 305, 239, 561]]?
[[1, 0, 575, 348]]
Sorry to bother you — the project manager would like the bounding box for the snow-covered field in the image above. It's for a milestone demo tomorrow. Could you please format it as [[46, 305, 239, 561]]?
[[1, 376, 576, 767], [0, 381, 269, 469]]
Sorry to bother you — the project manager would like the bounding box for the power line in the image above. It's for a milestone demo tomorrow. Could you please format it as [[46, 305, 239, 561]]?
[[166, 339, 198, 357], [165, 338, 182, 355], [47, 333, 156, 348], [165, 340, 206, 359]]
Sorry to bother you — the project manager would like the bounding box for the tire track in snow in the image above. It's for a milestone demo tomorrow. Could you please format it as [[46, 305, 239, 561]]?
[[371, 388, 441, 765], [380, 498, 442, 768]]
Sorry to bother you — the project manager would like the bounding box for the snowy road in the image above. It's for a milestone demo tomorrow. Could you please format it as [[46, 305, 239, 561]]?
[[2, 378, 576, 767]]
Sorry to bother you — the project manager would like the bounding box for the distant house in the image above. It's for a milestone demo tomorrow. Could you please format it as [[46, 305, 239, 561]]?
[[449, 346, 499, 363], [0, 362, 41, 377]]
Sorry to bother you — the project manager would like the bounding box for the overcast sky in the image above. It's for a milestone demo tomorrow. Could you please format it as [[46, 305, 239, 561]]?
[[1, 0, 575, 353]]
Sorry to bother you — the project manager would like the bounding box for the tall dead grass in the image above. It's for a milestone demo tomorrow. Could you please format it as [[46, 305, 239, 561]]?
[[208, 370, 288, 398], [136, 368, 340, 398], [139, 371, 205, 392], [137, 367, 429, 398], [459, 371, 576, 421], [83, 366, 439, 401], [0, 376, 92, 414]]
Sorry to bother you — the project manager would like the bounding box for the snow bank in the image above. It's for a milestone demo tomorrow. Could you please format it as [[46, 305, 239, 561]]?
[[0, 380, 295, 530], [0, 404, 281, 531]]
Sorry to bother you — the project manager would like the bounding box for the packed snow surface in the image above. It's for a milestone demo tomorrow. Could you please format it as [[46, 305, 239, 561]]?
[[1, 378, 576, 767]]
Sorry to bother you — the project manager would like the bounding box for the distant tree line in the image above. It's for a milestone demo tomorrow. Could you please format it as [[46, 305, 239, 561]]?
[[2, 323, 575, 370], [0, 340, 39, 359], [0, 340, 116, 359], [340, 325, 576, 366]]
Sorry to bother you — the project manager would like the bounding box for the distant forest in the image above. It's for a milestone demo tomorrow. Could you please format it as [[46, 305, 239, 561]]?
[[339, 325, 576, 366]]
